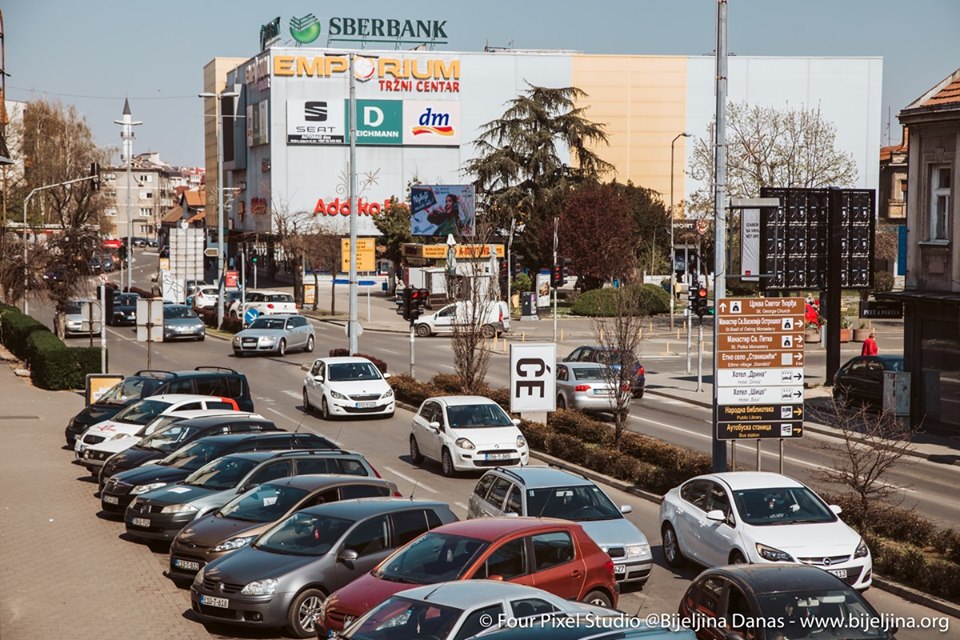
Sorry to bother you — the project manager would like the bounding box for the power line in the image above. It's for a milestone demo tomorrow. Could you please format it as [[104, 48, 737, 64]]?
[[8, 86, 197, 101]]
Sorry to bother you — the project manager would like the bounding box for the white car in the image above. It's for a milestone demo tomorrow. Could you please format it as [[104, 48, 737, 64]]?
[[659, 472, 872, 590], [414, 300, 510, 338], [74, 394, 239, 459], [410, 395, 529, 476], [302, 357, 395, 420], [191, 286, 221, 310], [230, 289, 298, 317]]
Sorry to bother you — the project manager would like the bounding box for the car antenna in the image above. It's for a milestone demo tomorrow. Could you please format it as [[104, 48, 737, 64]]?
[[409, 478, 420, 501]]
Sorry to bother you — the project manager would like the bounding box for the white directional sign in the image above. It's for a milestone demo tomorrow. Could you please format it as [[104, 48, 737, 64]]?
[[509, 343, 556, 413], [716, 368, 804, 387], [718, 386, 804, 405]]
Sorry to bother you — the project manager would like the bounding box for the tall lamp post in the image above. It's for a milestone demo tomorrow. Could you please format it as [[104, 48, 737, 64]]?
[[199, 89, 238, 329], [114, 99, 142, 290], [669, 132, 691, 331]]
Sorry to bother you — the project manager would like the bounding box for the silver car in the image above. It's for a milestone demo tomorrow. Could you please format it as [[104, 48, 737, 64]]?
[[64, 299, 103, 337], [556, 362, 626, 414], [162, 305, 206, 341], [467, 466, 652, 585], [232, 314, 314, 357]]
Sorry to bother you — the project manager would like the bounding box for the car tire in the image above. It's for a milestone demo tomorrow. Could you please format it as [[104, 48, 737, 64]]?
[[557, 394, 567, 410], [305, 335, 315, 353], [415, 323, 432, 338], [234, 350, 244, 358], [277, 339, 286, 357], [286, 587, 326, 638], [303, 388, 312, 414], [633, 389, 644, 399], [583, 589, 613, 609], [197, 335, 204, 342], [481, 324, 496, 339], [662, 523, 686, 568], [834, 387, 849, 406], [441, 448, 456, 477], [410, 435, 424, 464], [730, 550, 747, 565], [320, 397, 331, 421]]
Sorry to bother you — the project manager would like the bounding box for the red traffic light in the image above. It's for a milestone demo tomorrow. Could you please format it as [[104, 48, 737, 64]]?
[[697, 287, 708, 299]]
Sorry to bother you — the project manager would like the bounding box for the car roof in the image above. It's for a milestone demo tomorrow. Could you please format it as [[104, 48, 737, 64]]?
[[431, 517, 575, 540], [298, 498, 446, 520], [429, 395, 499, 407], [217, 448, 359, 463], [563, 361, 608, 368], [485, 466, 593, 489], [171, 413, 265, 427], [168, 367, 242, 377], [318, 356, 379, 364], [142, 394, 233, 404], [396, 580, 560, 607], [251, 313, 299, 320], [192, 432, 299, 446], [694, 471, 804, 491], [164, 304, 192, 310], [706, 564, 851, 593], [265, 474, 392, 491]]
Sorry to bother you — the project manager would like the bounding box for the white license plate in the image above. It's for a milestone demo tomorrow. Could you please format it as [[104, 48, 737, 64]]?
[[594, 389, 613, 396], [614, 563, 626, 575], [485, 453, 513, 461], [131, 517, 151, 528], [828, 568, 848, 579], [200, 595, 229, 609], [103, 495, 119, 505], [174, 558, 200, 571], [355, 401, 377, 408]]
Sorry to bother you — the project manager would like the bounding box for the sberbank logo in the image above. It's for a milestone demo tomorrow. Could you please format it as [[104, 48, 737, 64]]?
[[290, 14, 321, 44]]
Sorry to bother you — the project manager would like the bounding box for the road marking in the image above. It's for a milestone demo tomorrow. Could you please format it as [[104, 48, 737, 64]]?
[[106, 328, 137, 342], [377, 348, 403, 356], [281, 390, 301, 400], [455, 501, 468, 511], [382, 466, 438, 493]]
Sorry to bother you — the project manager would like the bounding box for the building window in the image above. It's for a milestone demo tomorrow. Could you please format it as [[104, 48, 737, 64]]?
[[139, 207, 152, 217], [105, 208, 117, 217], [929, 165, 951, 241]]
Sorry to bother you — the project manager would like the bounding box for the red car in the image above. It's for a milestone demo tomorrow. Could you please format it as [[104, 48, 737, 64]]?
[[320, 517, 619, 633]]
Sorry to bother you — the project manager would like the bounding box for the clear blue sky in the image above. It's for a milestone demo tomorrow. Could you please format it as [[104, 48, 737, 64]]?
[[5, 0, 959, 167]]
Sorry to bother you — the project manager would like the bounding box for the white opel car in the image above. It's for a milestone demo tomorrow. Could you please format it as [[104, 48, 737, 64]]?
[[409, 395, 529, 476], [302, 357, 394, 420], [659, 472, 872, 590]]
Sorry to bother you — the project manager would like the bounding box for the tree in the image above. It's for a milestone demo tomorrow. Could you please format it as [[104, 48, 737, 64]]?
[[373, 197, 412, 278], [464, 84, 614, 272], [611, 181, 671, 276]]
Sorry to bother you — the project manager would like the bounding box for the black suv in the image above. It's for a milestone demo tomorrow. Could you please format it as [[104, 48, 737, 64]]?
[[100, 431, 336, 514], [65, 366, 254, 446], [98, 415, 280, 487]]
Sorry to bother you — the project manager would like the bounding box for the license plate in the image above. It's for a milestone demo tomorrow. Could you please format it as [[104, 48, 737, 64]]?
[[485, 453, 513, 461], [174, 558, 200, 571], [828, 568, 848, 579], [200, 595, 229, 609], [614, 563, 626, 575], [355, 401, 377, 408], [594, 389, 613, 396], [131, 517, 151, 528], [103, 495, 119, 505]]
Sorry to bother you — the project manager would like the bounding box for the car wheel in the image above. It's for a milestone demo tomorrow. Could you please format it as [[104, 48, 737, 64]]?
[[277, 339, 286, 357], [633, 389, 644, 399], [305, 335, 315, 353], [481, 324, 496, 339], [662, 523, 686, 567], [834, 387, 849, 406], [415, 323, 432, 338], [583, 590, 612, 609], [286, 588, 325, 638], [234, 350, 244, 358], [197, 335, 204, 342], [730, 550, 747, 565], [320, 397, 331, 421], [303, 388, 312, 414], [557, 394, 567, 410], [410, 435, 424, 464], [441, 448, 456, 477]]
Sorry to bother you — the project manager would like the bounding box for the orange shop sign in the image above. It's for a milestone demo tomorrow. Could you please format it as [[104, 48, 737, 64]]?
[[313, 197, 393, 217]]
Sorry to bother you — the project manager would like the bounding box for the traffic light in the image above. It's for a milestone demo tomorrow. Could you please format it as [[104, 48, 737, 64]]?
[[90, 162, 101, 191], [693, 286, 710, 317], [498, 260, 509, 297], [552, 256, 567, 288], [118, 243, 128, 261], [410, 288, 429, 321]]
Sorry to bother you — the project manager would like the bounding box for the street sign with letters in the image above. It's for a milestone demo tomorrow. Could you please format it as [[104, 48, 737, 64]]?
[[509, 343, 556, 413], [859, 300, 903, 319]]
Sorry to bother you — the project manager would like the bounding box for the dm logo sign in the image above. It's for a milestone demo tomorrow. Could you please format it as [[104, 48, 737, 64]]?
[[402, 101, 460, 146], [290, 14, 321, 44]]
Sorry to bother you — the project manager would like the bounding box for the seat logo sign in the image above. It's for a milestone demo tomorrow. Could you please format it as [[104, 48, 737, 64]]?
[[290, 14, 322, 44], [304, 102, 328, 122], [403, 102, 460, 146]]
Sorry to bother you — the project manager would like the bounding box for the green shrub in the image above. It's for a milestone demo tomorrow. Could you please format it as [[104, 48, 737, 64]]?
[[511, 273, 533, 293], [873, 270, 895, 292], [327, 349, 388, 373], [73, 346, 106, 379], [0, 308, 51, 360], [26, 331, 80, 390], [569, 284, 670, 317]]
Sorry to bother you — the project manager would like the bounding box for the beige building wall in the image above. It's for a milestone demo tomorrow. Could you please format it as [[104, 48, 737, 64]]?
[[202, 57, 246, 227], [572, 55, 689, 213]]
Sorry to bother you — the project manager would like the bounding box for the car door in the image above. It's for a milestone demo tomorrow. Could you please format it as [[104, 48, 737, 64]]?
[[238, 460, 293, 494], [564, 348, 584, 363], [480, 477, 513, 518], [699, 481, 740, 567], [864, 360, 885, 407], [674, 480, 711, 564], [414, 402, 443, 461], [433, 304, 456, 333], [334, 514, 391, 588], [283, 318, 302, 349], [468, 536, 533, 586], [452, 604, 505, 640], [556, 365, 570, 406], [842, 358, 870, 401], [468, 474, 498, 518], [306, 361, 324, 407], [686, 575, 729, 640], [528, 530, 586, 599]]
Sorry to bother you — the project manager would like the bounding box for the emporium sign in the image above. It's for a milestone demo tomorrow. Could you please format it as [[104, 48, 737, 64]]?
[[273, 55, 461, 93]]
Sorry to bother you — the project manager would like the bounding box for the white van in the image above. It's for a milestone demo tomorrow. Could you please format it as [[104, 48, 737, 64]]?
[[414, 300, 510, 338]]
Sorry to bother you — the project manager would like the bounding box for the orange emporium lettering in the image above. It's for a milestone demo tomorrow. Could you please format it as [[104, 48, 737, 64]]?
[[274, 56, 459, 81]]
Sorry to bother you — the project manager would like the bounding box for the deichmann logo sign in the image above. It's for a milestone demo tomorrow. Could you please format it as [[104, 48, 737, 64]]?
[[285, 99, 458, 147], [356, 100, 402, 145], [286, 100, 345, 144]]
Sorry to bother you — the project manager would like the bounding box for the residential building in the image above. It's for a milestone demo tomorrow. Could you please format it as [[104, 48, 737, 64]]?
[[878, 129, 909, 277], [103, 152, 178, 240]]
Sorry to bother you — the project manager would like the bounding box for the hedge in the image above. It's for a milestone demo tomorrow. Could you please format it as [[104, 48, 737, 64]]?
[[328, 348, 388, 373], [0, 307, 51, 360], [198, 308, 242, 334], [570, 283, 670, 317]]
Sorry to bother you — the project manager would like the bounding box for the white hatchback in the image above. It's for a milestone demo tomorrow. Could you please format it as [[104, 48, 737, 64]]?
[[410, 395, 528, 476], [302, 357, 395, 420], [659, 472, 872, 590]]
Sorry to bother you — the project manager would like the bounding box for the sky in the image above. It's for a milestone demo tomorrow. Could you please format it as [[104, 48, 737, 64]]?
[[5, 0, 960, 167]]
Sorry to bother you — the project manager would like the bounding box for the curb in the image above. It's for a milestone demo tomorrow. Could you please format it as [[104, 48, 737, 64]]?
[[871, 576, 960, 620], [529, 450, 663, 506]]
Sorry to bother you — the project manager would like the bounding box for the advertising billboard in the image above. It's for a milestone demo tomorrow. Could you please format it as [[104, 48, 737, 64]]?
[[410, 185, 475, 237], [287, 99, 346, 144]]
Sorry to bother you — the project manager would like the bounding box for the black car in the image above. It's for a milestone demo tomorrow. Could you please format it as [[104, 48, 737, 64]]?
[[98, 415, 281, 487], [107, 292, 140, 326], [564, 345, 646, 398], [99, 431, 336, 514], [677, 565, 895, 640], [833, 355, 904, 409], [100, 254, 116, 272], [153, 366, 254, 412]]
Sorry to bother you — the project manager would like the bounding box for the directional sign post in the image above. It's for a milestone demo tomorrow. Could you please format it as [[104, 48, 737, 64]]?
[[716, 298, 805, 471], [243, 307, 259, 326]]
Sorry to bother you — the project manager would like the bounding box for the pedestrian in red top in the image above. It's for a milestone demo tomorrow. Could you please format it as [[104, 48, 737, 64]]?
[[861, 329, 878, 356]]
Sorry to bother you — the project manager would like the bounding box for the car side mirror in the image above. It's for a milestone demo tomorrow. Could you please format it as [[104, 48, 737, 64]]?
[[383, 372, 392, 379], [511, 418, 521, 426], [487, 574, 505, 582], [829, 504, 843, 515], [428, 421, 441, 431], [705, 509, 725, 522], [313, 375, 324, 383], [339, 549, 359, 563], [620, 505, 633, 514]]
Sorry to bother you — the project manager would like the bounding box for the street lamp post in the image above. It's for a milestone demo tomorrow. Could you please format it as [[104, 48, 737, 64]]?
[[669, 132, 691, 332], [114, 99, 142, 291], [199, 90, 238, 329]]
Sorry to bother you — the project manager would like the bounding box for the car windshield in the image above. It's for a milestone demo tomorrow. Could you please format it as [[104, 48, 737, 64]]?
[[98, 376, 163, 404], [137, 420, 197, 452], [66, 302, 83, 314], [572, 367, 607, 380], [226, 291, 242, 302], [526, 485, 622, 521], [445, 403, 513, 429], [118, 294, 139, 305], [249, 317, 286, 330], [157, 441, 223, 470], [596, 350, 635, 367], [219, 484, 309, 522], [164, 306, 195, 319], [183, 456, 259, 490], [328, 362, 382, 381], [374, 533, 488, 584], [113, 399, 173, 426], [878, 357, 904, 372], [345, 596, 461, 640], [134, 414, 185, 438], [756, 590, 888, 639], [254, 512, 353, 556], [732, 487, 837, 526]]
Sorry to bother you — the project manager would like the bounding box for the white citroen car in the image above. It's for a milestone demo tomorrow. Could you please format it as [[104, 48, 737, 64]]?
[[409, 395, 529, 477], [302, 357, 395, 420], [659, 472, 872, 590]]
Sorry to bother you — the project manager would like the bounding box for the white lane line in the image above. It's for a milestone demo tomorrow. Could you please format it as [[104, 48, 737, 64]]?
[[455, 501, 468, 511], [378, 348, 403, 356], [106, 328, 137, 342], [281, 390, 302, 400], [382, 466, 439, 493], [439, 364, 455, 371]]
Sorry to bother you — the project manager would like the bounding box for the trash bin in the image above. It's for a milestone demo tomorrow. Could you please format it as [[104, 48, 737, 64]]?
[[521, 292, 537, 317], [381, 281, 388, 293]]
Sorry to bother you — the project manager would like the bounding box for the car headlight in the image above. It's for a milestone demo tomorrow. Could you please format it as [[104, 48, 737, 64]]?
[[161, 503, 199, 515], [455, 438, 475, 450], [131, 482, 167, 495], [854, 539, 870, 559], [756, 543, 793, 562], [625, 543, 650, 558], [330, 390, 348, 400], [232, 336, 240, 344], [259, 336, 277, 344], [193, 565, 206, 586], [516, 435, 527, 448], [110, 433, 132, 441], [241, 578, 278, 596], [129, 497, 139, 507], [382, 389, 394, 399], [211, 535, 257, 553]]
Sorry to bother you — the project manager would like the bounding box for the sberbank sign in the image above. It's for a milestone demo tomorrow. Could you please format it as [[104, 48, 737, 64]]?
[[288, 15, 448, 45]]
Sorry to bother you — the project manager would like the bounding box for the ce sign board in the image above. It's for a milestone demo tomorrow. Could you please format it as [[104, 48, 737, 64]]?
[[509, 343, 556, 413]]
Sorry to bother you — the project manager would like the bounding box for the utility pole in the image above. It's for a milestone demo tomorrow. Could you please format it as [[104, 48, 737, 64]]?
[[114, 99, 142, 291], [552, 216, 558, 343], [670, 132, 691, 331], [347, 52, 359, 355]]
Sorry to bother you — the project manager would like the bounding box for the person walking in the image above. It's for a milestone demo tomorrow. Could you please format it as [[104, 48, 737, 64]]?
[[861, 329, 878, 356]]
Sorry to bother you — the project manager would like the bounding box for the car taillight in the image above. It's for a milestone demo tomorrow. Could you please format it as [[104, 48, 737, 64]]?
[[498, 308, 504, 323], [621, 383, 630, 392], [267, 303, 275, 309], [574, 384, 591, 392], [637, 366, 645, 377], [370, 465, 382, 478], [604, 558, 615, 579], [392, 490, 403, 497]]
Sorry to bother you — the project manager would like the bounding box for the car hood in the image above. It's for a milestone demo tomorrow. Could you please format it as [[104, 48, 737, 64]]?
[[165, 317, 203, 327], [578, 518, 649, 549], [205, 545, 319, 585], [746, 520, 861, 557], [177, 513, 267, 548], [138, 483, 221, 507], [73, 403, 127, 428], [89, 437, 140, 455], [106, 446, 161, 474], [235, 328, 284, 339], [111, 464, 192, 487], [324, 572, 406, 618], [84, 419, 141, 439], [325, 379, 391, 395], [449, 426, 523, 448]]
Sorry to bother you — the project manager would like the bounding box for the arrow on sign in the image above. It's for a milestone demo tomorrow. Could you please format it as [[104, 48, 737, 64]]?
[[793, 373, 802, 381], [793, 390, 802, 398], [719, 302, 727, 313], [794, 353, 804, 365], [794, 406, 803, 417], [796, 336, 804, 347]]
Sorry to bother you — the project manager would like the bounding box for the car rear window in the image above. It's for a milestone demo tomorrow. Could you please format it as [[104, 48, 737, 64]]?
[[267, 294, 294, 302], [206, 401, 236, 410]]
